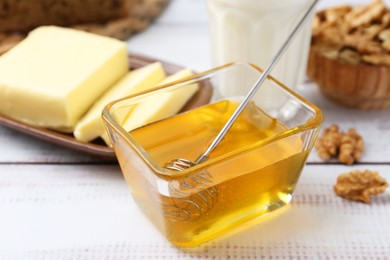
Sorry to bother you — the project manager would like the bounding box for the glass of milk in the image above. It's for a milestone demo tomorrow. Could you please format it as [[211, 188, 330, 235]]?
[[206, 0, 315, 95]]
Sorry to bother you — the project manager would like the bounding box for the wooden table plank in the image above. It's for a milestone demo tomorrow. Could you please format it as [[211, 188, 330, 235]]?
[[0, 126, 102, 163], [0, 164, 388, 258]]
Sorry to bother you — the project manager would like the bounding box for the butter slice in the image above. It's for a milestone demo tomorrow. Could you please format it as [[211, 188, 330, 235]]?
[[74, 62, 166, 142], [0, 26, 128, 132], [121, 69, 197, 132]]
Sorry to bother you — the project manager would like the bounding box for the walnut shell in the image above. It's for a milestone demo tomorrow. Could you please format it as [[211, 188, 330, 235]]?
[[307, 49, 390, 110]]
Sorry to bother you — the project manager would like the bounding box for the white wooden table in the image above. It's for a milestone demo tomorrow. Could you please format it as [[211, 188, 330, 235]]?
[[1, 0, 390, 259]]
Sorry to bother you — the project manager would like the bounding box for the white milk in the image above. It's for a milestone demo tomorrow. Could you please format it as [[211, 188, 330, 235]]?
[[206, 0, 315, 94]]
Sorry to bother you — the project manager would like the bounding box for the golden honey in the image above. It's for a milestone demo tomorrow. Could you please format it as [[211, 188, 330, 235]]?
[[122, 100, 308, 247]]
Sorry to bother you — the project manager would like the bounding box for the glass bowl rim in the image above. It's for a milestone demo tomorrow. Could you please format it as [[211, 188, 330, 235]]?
[[102, 62, 323, 177]]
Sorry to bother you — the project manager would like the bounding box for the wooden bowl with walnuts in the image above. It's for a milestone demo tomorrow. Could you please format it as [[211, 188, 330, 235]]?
[[307, 0, 390, 110]]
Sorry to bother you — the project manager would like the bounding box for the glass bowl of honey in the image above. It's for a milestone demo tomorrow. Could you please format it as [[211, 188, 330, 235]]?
[[102, 62, 323, 247]]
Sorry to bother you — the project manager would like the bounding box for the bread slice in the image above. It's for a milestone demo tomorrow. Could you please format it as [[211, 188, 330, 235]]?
[[0, 0, 128, 33]]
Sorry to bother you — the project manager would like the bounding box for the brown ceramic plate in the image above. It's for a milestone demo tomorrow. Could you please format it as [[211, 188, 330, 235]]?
[[0, 52, 213, 161]]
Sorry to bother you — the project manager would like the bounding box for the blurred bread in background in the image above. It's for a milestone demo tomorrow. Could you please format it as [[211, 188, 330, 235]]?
[[0, 0, 170, 54], [0, 0, 129, 33]]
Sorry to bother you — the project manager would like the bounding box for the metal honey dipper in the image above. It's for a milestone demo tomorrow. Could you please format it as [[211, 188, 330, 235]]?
[[158, 0, 320, 221], [165, 0, 319, 171]]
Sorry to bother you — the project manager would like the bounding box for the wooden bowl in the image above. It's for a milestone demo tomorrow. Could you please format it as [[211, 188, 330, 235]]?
[[307, 49, 390, 110]]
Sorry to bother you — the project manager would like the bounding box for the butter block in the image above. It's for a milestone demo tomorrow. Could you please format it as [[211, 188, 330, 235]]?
[[121, 69, 197, 132], [0, 26, 128, 132], [74, 62, 166, 142]]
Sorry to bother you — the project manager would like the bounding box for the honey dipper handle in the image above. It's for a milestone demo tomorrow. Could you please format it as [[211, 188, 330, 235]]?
[[195, 0, 319, 165]]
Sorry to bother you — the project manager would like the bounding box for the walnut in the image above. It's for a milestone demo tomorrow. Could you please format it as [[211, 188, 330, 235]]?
[[339, 49, 361, 64], [312, 15, 322, 37], [315, 124, 364, 164], [321, 49, 340, 60], [345, 0, 386, 29], [325, 5, 352, 24], [363, 24, 385, 40], [362, 53, 390, 65], [334, 170, 388, 203], [315, 26, 345, 50], [311, 0, 390, 65], [379, 29, 390, 51], [382, 41, 390, 52], [381, 11, 390, 26], [378, 28, 390, 41], [338, 129, 365, 165], [315, 124, 342, 161]]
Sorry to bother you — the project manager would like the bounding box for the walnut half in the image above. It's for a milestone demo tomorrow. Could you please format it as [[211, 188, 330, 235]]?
[[315, 124, 364, 165], [334, 170, 388, 203]]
